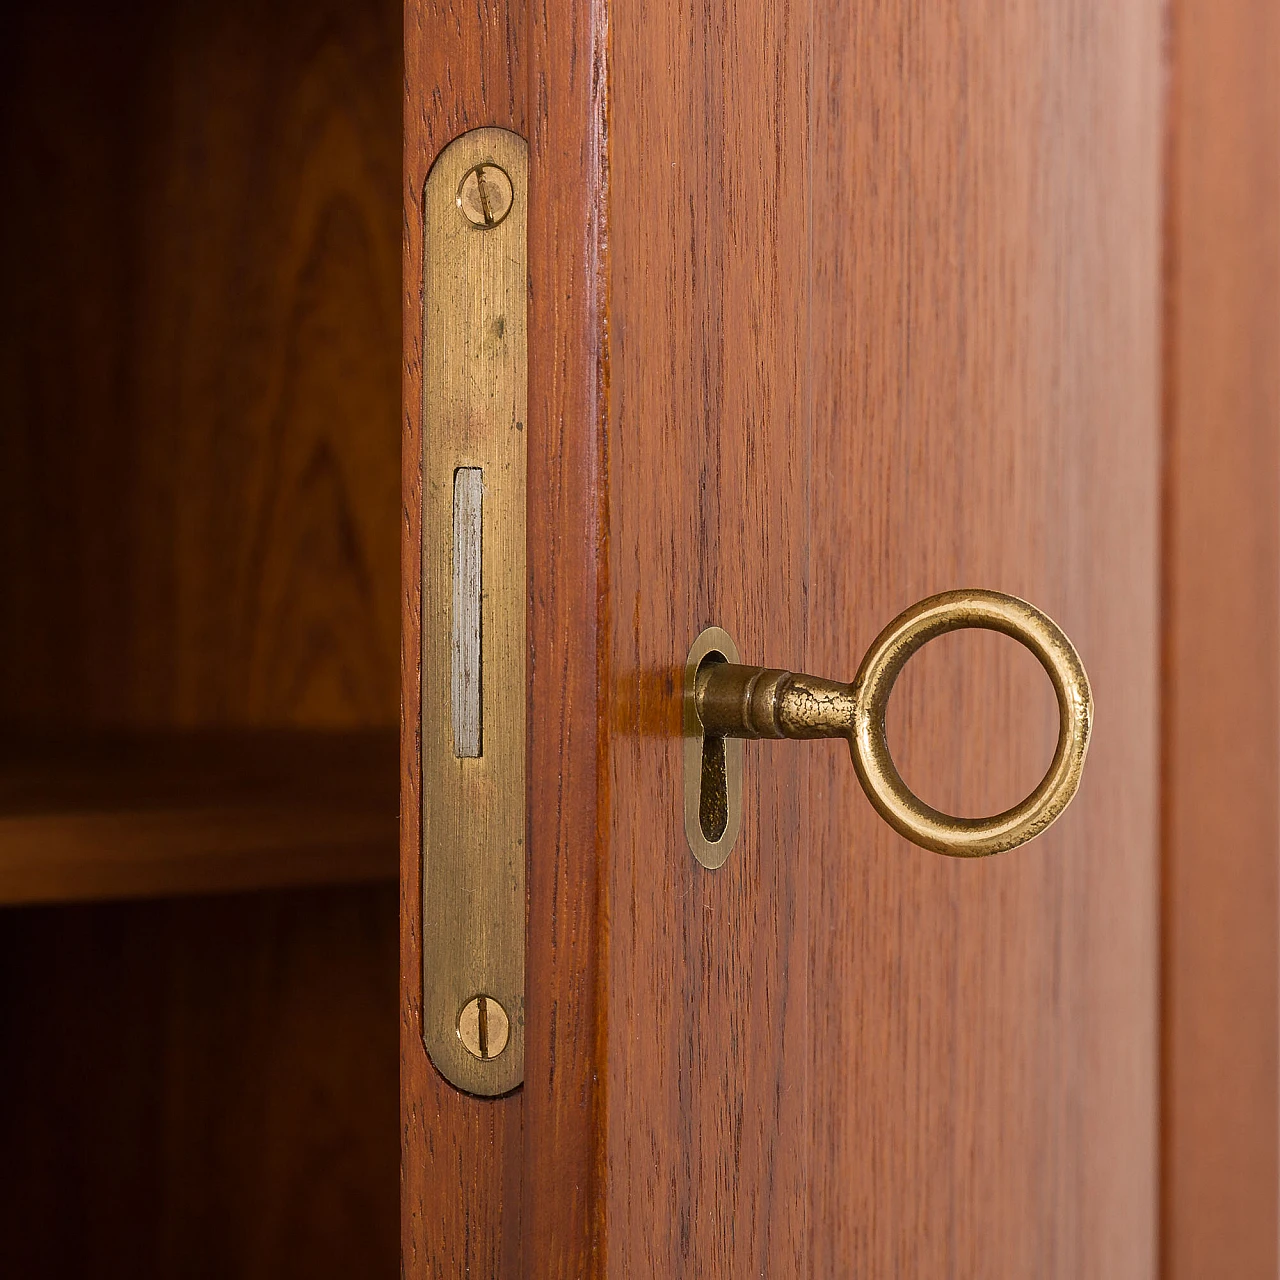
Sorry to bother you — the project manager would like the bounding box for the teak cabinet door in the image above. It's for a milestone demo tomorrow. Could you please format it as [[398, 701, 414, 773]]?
[[403, 1, 1171, 1274]]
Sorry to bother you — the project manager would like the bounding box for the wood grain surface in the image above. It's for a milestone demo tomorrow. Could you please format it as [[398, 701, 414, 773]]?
[[402, 0, 1168, 1272], [0, 884, 398, 1280], [1163, 0, 1280, 1272], [0, 731, 396, 904], [401, 4, 528, 1274], [606, 0, 812, 1269], [606, 1, 1162, 1275], [402, 0, 607, 1269], [520, 0, 608, 1271], [0, 0, 402, 1271], [0, 0, 401, 731], [805, 7, 1161, 1272]]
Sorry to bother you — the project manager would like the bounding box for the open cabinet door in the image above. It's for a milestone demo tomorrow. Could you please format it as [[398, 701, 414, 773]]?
[[399, 0, 1276, 1273]]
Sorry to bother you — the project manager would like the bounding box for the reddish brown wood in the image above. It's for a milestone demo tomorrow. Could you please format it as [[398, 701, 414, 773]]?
[[401, 4, 527, 1274], [0, 0, 401, 732], [0, 732, 396, 904], [521, 0, 609, 1273], [605, 0, 813, 1269], [1163, 0, 1280, 1272], [803, 7, 1162, 1272], [1, 0, 403, 1270], [408, 0, 1169, 1272], [604, 0, 1162, 1273], [403, 0, 607, 1271]]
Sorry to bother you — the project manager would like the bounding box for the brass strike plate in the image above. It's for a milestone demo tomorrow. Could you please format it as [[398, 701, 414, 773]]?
[[421, 128, 527, 1096]]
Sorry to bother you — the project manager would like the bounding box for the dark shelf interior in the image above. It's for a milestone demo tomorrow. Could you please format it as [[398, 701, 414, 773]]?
[[0, 0, 403, 1271], [0, 730, 398, 904]]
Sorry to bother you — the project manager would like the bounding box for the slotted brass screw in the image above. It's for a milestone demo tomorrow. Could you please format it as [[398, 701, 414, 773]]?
[[457, 163, 514, 229], [458, 994, 510, 1060]]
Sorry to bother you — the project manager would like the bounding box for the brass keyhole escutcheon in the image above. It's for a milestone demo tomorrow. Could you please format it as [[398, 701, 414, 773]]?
[[685, 590, 1093, 863], [683, 628, 744, 869]]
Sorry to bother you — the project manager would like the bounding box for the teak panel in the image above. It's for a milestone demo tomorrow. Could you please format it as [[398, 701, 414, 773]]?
[[406, 0, 1163, 1273], [606, 0, 813, 1270], [1163, 0, 1280, 1272], [0, 0, 401, 731], [403, 0, 607, 1268], [605, 1, 1161, 1275], [0, 0, 402, 1272], [401, 5, 527, 1273], [804, 6, 1161, 1273]]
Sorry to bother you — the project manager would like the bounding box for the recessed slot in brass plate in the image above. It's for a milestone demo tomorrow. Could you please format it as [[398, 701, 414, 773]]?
[[421, 128, 527, 1096]]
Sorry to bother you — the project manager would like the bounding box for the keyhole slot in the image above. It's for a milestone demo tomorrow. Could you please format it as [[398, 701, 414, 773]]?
[[697, 653, 730, 841]]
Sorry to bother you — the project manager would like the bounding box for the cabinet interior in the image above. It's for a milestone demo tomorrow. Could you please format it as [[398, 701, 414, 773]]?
[[0, 0, 402, 1271]]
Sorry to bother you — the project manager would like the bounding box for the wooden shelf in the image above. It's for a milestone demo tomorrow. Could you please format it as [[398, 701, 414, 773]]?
[[0, 730, 398, 905]]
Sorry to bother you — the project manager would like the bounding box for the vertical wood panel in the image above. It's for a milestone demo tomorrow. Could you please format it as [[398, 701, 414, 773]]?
[[0, 0, 402, 731], [404, 0, 608, 1271], [1164, 0, 1280, 1272], [606, 0, 813, 1270], [807, 5, 1162, 1273], [409, 0, 1170, 1272], [522, 0, 609, 1272], [604, 0, 1161, 1274], [1, 4, 403, 1272], [401, 3, 527, 1273]]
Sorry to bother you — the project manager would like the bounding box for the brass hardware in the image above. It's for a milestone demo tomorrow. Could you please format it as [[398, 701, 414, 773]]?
[[422, 128, 527, 1095], [684, 627, 745, 869], [457, 995, 511, 1061], [457, 162, 514, 229], [689, 590, 1092, 859]]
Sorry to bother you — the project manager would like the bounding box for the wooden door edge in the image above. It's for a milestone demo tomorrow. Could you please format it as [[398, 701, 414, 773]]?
[[401, 0, 610, 1273], [1162, 1, 1280, 1273]]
